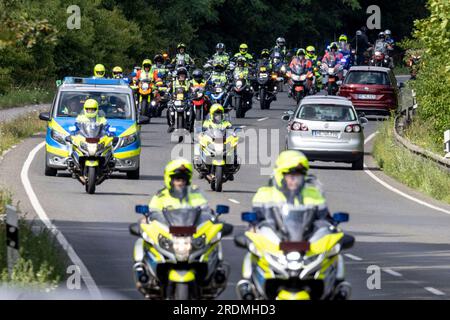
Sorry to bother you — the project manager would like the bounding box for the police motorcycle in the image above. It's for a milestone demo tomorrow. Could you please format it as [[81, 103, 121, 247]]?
[[65, 122, 118, 194], [320, 60, 344, 96], [234, 205, 355, 300], [194, 127, 240, 192], [229, 68, 253, 119], [287, 64, 314, 104], [167, 87, 194, 143], [271, 51, 287, 91], [129, 204, 234, 300], [255, 63, 278, 110]]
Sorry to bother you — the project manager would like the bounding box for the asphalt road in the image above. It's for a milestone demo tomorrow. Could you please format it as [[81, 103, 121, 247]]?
[[3, 77, 450, 299]]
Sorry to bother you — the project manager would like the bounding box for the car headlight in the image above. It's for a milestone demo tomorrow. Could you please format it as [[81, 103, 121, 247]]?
[[51, 130, 67, 145], [173, 236, 192, 261], [120, 133, 137, 148]]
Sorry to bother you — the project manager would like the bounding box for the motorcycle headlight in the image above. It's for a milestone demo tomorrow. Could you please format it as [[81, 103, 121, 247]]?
[[87, 143, 98, 156], [51, 130, 67, 145], [236, 80, 243, 88], [142, 83, 149, 90], [280, 65, 286, 72], [328, 68, 335, 74], [120, 133, 137, 148], [173, 236, 192, 261], [158, 235, 173, 251], [192, 236, 206, 250]]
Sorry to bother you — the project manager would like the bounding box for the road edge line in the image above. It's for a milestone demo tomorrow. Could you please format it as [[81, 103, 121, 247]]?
[[364, 132, 450, 216], [20, 141, 102, 299]]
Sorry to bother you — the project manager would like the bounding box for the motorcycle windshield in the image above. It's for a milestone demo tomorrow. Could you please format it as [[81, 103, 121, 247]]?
[[277, 206, 316, 242], [163, 208, 201, 227], [77, 121, 104, 138], [291, 64, 304, 75], [204, 128, 226, 139]]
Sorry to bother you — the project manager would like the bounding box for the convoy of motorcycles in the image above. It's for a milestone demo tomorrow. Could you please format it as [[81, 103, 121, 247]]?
[[58, 36, 401, 299]]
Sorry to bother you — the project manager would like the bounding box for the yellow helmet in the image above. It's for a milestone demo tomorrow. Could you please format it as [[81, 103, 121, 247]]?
[[306, 45, 316, 59], [209, 103, 224, 117], [273, 150, 309, 187], [142, 59, 152, 69], [93, 64, 105, 78], [112, 66, 123, 78], [339, 34, 348, 42], [83, 99, 99, 119], [239, 43, 248, 54], [164, 158, 193, 189]]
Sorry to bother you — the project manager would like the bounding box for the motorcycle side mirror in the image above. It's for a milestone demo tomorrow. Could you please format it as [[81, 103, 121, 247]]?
[[332, 212, 350, 224], [135, 205, 150, 215], [241, 211, 257, 224], [39, 112, 50, 121], [234, 234, 248, 249], [129, 223, 141, 237], [216, 204, 229, 215], [222, 223, 233, 237], [137, 115, 150, 125], [342, 234, 355, 250]]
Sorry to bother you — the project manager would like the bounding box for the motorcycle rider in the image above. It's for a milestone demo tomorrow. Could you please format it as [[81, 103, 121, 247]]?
[[290, 48, 313, 71], [75, 99, 108, 127], [322, 42, 343, 66], [137, 59, 154, 82], [112, 66, 123, 79], [191, 69, 207, 88], [172, 43, 194, 70], [306, 45, 322, 90], [258, 49, 273, 68], [271, 37, 287, 60], [150, 54, 169, 80], [149, 158, 208, 212], [211, 43, 230, 67], [384, 29, 395, 68], [167, 67, 191, 133], [202, 103, 232, 130], [93, 64, 106, 78], [338, 34, 353, 74], [233, 43, 254, 66], [354, 26, 370, 65]]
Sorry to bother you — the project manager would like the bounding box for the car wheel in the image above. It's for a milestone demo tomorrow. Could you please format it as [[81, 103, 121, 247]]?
[[45, 163, 57, 176], [352, 157, 364, 170], [127, 167, 140, 180]]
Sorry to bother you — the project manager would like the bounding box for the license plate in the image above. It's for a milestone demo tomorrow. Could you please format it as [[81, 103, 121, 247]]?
[[358, 94, 376, 100], [312, 130, 339, 137]]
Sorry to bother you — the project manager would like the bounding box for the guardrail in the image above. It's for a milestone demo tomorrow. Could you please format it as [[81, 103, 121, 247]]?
[[394, 88, 450, 171]]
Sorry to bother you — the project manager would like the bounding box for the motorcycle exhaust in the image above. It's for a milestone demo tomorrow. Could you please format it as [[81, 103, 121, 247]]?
[[333, 281, 352, 300], [236, 279, 257, 300]]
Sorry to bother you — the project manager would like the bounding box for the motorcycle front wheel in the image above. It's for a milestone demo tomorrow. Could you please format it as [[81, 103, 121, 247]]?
[[212, 166, 223, 192], [259, 88, 266, 110], [85, 166, 96, 194]]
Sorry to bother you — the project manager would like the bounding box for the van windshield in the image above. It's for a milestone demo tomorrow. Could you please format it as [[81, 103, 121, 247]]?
[[56, 91, 133, 119]]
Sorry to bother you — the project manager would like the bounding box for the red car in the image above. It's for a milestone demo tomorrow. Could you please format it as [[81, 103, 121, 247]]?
[[338, 66, 402, 115]]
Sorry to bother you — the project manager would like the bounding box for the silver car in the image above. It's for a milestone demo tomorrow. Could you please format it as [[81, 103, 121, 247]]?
[[282, 96, 368, 170]]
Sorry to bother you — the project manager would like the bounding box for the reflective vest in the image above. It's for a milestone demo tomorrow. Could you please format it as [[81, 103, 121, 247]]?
[[202, 120, 232, 130], [149, 186, 208, 212], [252, 185, 327, 209]]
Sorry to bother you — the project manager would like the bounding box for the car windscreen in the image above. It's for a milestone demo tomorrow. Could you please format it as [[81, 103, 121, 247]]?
[[296, 104, 357, 122], [344, 71, 390, 85], [56, 91, 133, 119]]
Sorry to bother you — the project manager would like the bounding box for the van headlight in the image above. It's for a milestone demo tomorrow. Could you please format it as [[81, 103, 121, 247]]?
[[121, 133, 137, 148], [51, 130, 67, 145]]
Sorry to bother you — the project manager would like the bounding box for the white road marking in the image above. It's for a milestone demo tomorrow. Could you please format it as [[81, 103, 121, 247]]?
[[257, 117, 269, 122], [228, 198, 240, 204], [344, 253, 363, 261], [382, 268, 402, 277], [424, 287, 446, 296], [21, 142, 101, 299], [363, 132, 450, 216]]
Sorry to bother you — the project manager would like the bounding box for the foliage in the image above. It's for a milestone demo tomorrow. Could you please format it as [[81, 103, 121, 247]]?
[[373, 119, 450, 204]]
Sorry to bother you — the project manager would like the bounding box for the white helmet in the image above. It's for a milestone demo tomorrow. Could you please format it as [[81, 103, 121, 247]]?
[[276, 37, 286, 47], [385, 29, 392, 37]]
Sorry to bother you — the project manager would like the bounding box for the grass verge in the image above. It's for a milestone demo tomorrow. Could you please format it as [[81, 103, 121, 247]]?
[[373, 118, 450, 205], [0, 87, 54, 110], [0, 189, 68, 288], [0, 111, 46, 155]]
